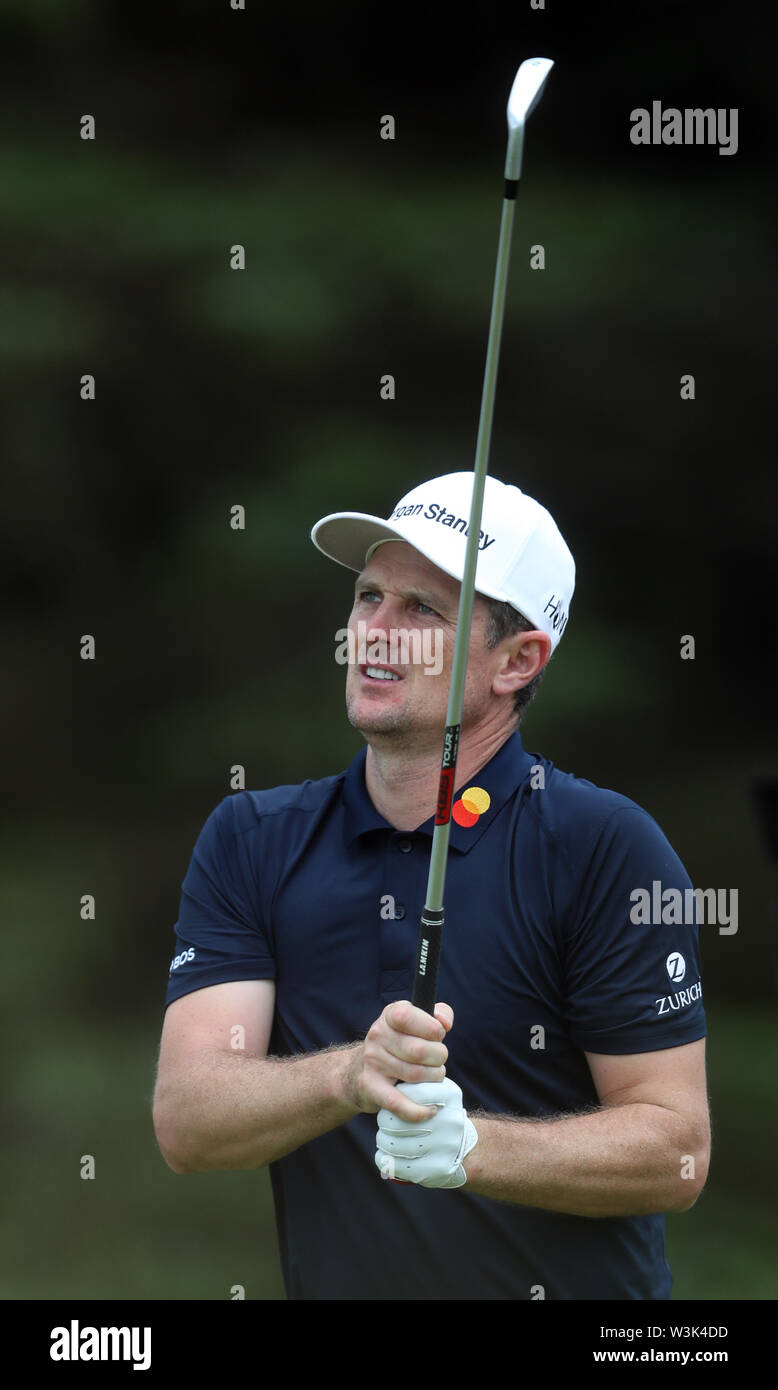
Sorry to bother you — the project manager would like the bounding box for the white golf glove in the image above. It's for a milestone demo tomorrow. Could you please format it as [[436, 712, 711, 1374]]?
[[375, 1078, 478, 1189]]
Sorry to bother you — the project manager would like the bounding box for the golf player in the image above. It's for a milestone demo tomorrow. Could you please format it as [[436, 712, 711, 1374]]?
[[153, 472, 710, 1300]]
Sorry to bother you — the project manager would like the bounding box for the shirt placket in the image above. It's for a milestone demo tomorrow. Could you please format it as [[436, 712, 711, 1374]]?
[[376, 831, 426, 1003]]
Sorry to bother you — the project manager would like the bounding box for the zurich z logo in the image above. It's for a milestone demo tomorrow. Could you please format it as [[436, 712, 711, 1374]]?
[[666, 952, 686, 983]]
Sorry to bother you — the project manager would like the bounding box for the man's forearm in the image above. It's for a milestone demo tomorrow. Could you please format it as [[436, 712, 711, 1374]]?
[[154, 998, 451, 1175], [156, 1045, 361, 1173], [462, 1103, 706, 1216]]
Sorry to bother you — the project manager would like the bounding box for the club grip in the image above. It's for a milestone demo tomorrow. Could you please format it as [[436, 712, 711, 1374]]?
[[411, 907, 444, 1015]]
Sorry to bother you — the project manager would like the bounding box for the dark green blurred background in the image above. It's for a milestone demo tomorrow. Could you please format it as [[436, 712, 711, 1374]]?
[[1, 1, 775, 1299]]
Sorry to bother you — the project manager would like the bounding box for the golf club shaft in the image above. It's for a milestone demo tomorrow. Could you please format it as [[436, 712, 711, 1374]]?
[[411, 188, 519, 1016]]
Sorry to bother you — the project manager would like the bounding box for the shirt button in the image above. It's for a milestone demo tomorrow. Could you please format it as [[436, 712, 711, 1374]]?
[[393, 903, 406, 920], [397, 839, 412, 853]]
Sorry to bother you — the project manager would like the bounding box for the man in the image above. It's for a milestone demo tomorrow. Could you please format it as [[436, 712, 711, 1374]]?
[[152, 471, 710, 1300]]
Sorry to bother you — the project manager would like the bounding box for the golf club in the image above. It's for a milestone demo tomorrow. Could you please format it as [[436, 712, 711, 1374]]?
[[411, 57, 554, 1016]]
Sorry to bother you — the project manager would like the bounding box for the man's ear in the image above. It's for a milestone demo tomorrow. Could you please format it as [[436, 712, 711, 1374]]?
[[492, 630, 552, 698]]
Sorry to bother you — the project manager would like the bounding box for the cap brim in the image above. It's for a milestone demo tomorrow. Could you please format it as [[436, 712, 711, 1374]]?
[[311, 512, 416, 572], [311, 509, 514, 606]]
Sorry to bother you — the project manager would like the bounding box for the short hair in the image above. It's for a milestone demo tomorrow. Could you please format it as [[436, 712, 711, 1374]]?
[[482, 596, 548, 722]]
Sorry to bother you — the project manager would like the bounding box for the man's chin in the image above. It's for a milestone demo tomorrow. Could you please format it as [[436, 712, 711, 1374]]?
[[345, 692, 418, 739], [346, 705, 408, 738]]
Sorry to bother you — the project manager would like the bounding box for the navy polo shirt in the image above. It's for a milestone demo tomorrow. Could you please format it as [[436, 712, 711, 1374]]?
[[164, 731, 706, 1300]]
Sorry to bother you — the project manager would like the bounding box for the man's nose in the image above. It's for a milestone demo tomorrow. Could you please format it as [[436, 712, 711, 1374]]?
[[365, 598, 400, 638]]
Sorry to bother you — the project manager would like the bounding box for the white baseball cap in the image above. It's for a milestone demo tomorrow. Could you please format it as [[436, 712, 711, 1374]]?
[[311, 471, 575, 650]]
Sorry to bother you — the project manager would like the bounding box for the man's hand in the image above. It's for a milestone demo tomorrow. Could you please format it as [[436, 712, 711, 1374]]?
[[342, 1001, 453, 1123], [375, 1079, 478, 1188]]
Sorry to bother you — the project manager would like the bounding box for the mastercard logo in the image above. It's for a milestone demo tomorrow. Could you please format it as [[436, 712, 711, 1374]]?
[[452, 786, 491, 827]]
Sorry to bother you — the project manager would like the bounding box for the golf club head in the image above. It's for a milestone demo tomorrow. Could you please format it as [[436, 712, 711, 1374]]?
[[505, 57, 554, 180], [508, 57, 554, 128]]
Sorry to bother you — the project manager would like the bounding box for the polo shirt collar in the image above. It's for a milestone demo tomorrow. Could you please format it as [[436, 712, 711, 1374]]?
[[341, 730, 537, 854]]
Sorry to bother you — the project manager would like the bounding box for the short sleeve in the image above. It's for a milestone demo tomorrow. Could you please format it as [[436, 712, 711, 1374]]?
[[561, 806, 707, 1053], [164, 795, 275, 1007]]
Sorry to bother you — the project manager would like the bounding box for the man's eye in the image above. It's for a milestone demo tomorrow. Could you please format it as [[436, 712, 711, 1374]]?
[[357, 590, 380, 602], [417, 603, 438, 617]]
